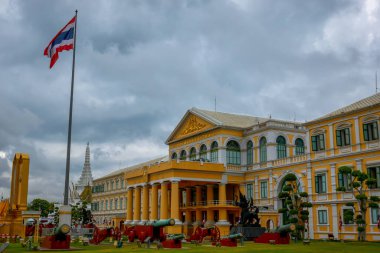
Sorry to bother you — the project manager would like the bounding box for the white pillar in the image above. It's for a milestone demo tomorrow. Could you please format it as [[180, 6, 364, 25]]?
[[307, 162, 314, 239], [330, 163, 337, 200], [354, 117, 361, 151], [332, 204, 338, 239], [328, 124, 334, 156]]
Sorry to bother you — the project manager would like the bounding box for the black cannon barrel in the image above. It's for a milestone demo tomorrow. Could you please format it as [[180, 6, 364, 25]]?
[[54, 224, 71, 235], [275, 224, 295, 233], [168, 234, 185, 240], [151, 219, 175, 227]]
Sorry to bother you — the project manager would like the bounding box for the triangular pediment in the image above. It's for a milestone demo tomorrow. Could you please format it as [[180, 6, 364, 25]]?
[[166, 110, 217, 144]]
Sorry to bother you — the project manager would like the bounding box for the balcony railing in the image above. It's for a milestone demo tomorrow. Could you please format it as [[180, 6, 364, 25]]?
[[180, 200, 236, 207]]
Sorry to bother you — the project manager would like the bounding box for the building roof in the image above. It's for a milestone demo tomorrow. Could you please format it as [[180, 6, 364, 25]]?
[[308, 92, 380, 124], [94, 155, 168, 181], [191, 108, 270, 129]]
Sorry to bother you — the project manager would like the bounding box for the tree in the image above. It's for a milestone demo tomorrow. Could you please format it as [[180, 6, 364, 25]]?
[[278, 174, 312, 240], [71, 202, 93, 226], [28, 198, 54, 217], [336, 166, 380, 241]]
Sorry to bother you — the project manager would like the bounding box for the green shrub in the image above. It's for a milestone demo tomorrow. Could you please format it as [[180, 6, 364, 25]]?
[[300, 210, 309, 215], [339, 166, 352, 174], [296, 224, 305, 231], [336, 186, 346, 192], [283, 185, 293, 192], [299, 192, 308, 198], [357, 227, 365, 232], [278, 192, 290, 198], [368, 202, 379, 208], [355, 194, 367, 200], [345, 202, 354, 207], [290, 217, 298, 223], [284, 174, 297, 182], [370, 196, 380, 202], [289, 209, 298, 215], [278, 208, 288, 213]]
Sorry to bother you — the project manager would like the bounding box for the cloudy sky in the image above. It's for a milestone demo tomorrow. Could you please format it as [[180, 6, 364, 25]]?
[[1, 0, 380, 202]]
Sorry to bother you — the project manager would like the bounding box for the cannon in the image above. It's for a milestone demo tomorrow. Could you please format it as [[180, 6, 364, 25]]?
[[124, 219, 177, 247], [161, 234, 185, 248], [90, 226, 116, 245], [255, 224, 295, 245], [189, 225, 220, 244], [218, 233, 243, 247], [40, 224, 71, 249]]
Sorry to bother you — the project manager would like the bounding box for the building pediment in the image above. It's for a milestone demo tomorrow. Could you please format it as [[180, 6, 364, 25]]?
[[166, 110, 217, 144]]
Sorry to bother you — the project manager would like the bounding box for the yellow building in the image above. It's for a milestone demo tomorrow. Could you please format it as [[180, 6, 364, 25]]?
[[92, 94, 380, 240]]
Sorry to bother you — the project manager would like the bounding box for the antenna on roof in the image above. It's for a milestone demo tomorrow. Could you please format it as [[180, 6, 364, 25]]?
[[376, 71, 378, 93], [214, 96, 217, 112]]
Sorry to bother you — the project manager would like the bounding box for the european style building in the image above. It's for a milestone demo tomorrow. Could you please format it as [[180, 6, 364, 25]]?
[[91, 93, 380, 241]]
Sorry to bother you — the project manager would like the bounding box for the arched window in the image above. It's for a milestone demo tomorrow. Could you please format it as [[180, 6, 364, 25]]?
[[200, 144, 207, 161], [260, 137, 267, 162], [227, 140, 241, 165], [189, 147, 197, 161], [171, 152, 177, 160], [247, 140, 253, 165], [276, 136, 287, 159], [180, 150, 187, 160], [295, 138, 305, 155], [210, 141, 218, 162]]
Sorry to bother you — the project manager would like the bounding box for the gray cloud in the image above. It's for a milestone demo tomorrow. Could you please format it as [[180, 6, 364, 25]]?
[[0, 0, 379, 201]]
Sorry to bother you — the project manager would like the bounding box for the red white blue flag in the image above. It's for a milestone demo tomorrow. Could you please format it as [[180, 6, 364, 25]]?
[[44, 16, 76, 68]]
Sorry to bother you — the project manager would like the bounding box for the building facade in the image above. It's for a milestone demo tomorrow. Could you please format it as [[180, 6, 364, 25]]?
[[92, 93, 380, 240]]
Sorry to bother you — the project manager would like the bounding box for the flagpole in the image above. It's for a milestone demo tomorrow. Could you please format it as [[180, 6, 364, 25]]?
[[63, 10, 78, 206]]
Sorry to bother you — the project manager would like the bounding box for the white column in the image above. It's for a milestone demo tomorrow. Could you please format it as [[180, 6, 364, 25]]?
[[269, 170, 273, 200], [354, 117, 361, 151], [219, 147, 226, 166], [355, 159, 363, 172], [328, 124, 334, 156], [307, 162, 314, 239], [332, 204, 338, 239], [330, 163, 337, 200], [254, 176, 259, 201]]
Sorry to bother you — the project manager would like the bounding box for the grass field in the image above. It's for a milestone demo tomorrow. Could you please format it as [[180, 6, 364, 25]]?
[[3, 240, 380, 253]]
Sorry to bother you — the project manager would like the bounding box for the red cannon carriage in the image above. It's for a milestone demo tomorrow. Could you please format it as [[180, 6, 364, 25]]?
[[189, 225, 221, 244], [124, 219, 179, 248]]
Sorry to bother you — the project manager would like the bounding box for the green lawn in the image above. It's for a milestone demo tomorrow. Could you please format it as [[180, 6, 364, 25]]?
[[3, 240, 380, 253]]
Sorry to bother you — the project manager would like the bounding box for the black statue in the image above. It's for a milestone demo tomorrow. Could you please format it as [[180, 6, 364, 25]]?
[[235, 192, 260, 227]]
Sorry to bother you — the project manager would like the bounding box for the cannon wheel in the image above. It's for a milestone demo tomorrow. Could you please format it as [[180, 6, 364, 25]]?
[[194, 226, 204, 243], [210, 226, 221, 243]]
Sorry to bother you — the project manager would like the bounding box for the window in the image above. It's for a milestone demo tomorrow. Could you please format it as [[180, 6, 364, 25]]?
[[338, 171, 352, 191], [371, 208, 379, 224], [111, 181, 114, 190], [363, 121, 379, 141], [318, 210, 328, 224], [311, 134, 325, 151], [106, 182, 109, 191], [189, 147, 197, 161], [100, 201, 104, 211], [247, 141, 253, 165], [171, 152, 178, 160], [110, 200, 113, 210], [180, 150, 187, 160], [260, 181, 268, 199], [315, 174, 327, 193], [120, 198, 123, 209], [200, 144, 207, 161], [227, 140, 241, 165], [295, 138, 305, 155], [276, 136, 287, 159], [246, 184, 253, 199], [368, 166, 380, 188], [116, 180, 119, 189], [259, 137, 267, 163], [336, 128, 351, 146], [115, 199, 118, 210], [343, 208, 354, 224], [121, 180, 124, 189], [210, 141, 218, 162], [105, 200, 108, 210]]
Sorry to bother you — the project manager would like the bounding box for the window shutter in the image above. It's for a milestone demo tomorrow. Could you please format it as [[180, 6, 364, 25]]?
[[320, 134, 325, 150], [322, 174, 326, 193], [338, 172, 343, 187], [345, 128, 351, 145], [315, 176, 319, 193], [373, 122, 379, 140], [336, 129, 342, 146], [312, 136, 317, 151], [363, 124, 369, 141]]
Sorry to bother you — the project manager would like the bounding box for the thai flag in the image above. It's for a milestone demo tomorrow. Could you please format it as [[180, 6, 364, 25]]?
[[44, 16, 76, 68]]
